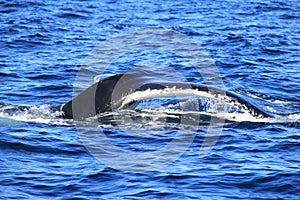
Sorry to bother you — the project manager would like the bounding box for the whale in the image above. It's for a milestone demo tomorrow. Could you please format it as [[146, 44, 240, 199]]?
[[61, 74, 273, 119]]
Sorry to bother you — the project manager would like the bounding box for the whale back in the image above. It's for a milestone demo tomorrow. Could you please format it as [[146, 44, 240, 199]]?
[[61, 74, 273, 119]]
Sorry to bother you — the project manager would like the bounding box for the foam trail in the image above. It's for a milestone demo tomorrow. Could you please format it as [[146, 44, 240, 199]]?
[[0, 103, 70, 126]]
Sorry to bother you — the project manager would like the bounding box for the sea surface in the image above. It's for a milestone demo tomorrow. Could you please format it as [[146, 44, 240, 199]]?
[[1, 0, 300, 199]]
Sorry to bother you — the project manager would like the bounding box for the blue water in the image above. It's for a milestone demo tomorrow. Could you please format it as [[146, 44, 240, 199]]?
[[1, 0, 300, 199]]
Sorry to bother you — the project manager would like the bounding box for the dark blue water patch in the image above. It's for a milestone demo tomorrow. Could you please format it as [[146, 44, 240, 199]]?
[[235, 172, 300, 196], [56, 12, 89, 20], [0, 125, 85, 155], [0, 7, 18, 14], [280, 13, 300, 20], [0, 71, 21, 79], [102, 128, 178, 152], [27, 74, 64, 81], [0, 0, 45, 8]]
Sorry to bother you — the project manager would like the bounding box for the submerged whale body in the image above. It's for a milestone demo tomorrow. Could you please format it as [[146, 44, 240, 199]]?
[[61, 74, 273, 119]]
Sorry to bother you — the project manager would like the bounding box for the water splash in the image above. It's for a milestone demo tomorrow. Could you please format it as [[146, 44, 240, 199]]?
[[0, 103, 71, 126]]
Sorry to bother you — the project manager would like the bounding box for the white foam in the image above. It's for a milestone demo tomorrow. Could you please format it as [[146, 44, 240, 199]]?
[[0, 104, 72, 126]]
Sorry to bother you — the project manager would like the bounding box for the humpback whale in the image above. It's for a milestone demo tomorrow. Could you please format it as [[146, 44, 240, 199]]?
[[61, 74, 273, 119]]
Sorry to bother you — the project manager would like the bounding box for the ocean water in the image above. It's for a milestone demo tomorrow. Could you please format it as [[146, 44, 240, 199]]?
[[1, 0, 300, 199]]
